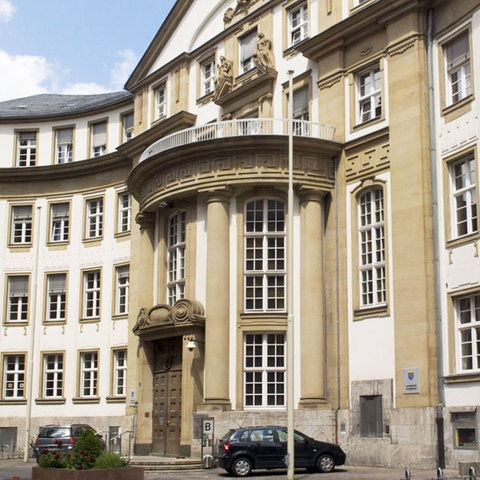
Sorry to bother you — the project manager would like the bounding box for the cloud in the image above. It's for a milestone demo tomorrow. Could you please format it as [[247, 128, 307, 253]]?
[[0, 0, 15, 22], [61, 82, 109, 95], [0, 50, 53, 101], [109, 49, 138, 90]]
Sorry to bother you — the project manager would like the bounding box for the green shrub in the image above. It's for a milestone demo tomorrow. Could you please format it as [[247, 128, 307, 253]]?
[[66, 428, 104, 470], [37, 451, 68, 468], [94, 452, 128, 469]]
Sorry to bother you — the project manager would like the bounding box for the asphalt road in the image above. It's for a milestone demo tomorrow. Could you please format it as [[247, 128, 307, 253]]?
[[0, 460, 460, 480]]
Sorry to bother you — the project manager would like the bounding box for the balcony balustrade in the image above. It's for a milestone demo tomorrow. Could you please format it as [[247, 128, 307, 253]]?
[[139, 118, 336, 163]]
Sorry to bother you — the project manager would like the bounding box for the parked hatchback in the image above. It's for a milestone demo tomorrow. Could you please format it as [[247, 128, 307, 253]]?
[[32, 424, 104, 461], [216, 426, 346, 477]]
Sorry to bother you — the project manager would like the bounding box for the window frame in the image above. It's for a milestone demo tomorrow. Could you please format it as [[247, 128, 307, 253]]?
[[243, 332, 286, 409], [443, 31, 472, 108], [238, 28, 258, 76], [114, 264, 129, 317], [41, 352, 64, 399], [81, 269, 101, 321], [121, 111, 134, 142], [16, 130, 37, 167], [116, 192, 131, 235], [2, 353, 26, 400], [5, 274, 30, 324], [112, 348, 127, 398], [243, 198, 286, 313], [89, 120, 107, 158], [45, 272, 67, 323], [200, 56, 216, 98], [288, 2, 308, 48], [10, 204, 33, 246], [49, 201, 70, 244], [448, 153, 478, 240], [153, 82, 167, 121], [78, 350, 99, 399], [84, 196, 104, 240], [454, 292, 480, 373], [167, 211, 186, 306], [355, 63, 382, 125], [54, 127, 74, 164], [452, 411, 477, 449]]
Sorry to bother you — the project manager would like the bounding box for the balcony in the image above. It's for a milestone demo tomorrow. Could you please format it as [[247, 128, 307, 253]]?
[[139, 118, 336, 163], [129, 118, 341, 211]]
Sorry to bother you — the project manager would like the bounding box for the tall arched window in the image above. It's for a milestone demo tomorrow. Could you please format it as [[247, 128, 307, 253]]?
[[244, 199, 286, 312], [167, 211, 186, 305], [358, 188, 386, 307]]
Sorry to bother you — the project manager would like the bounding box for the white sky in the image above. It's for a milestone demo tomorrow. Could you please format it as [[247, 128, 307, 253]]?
[[0, 0, 177, 102]]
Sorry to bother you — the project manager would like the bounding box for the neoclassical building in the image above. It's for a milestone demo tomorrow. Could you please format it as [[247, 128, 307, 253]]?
[[0, 0, 479, 471]]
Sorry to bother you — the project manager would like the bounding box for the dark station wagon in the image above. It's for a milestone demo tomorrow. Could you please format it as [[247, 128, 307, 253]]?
[[216, 426, 346, 477]]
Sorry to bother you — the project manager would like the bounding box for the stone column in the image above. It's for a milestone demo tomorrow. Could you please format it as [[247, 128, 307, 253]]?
[[203, 191, 231, 410], [298, 191, 327, 406]]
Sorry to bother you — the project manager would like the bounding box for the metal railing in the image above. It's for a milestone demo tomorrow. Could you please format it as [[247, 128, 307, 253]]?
[[139, 118, 336, 163], [403, 466, 477, 480]]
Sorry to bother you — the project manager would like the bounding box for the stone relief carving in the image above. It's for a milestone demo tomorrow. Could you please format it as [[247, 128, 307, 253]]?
[[224, 0, 252, 25], [254, 33, 276, 73], [214, 56, 233, 100]]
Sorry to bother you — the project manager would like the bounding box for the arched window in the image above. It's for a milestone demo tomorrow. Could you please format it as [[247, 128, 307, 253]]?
[[358, 188, 386, 307], [167, 211, 186, 305]]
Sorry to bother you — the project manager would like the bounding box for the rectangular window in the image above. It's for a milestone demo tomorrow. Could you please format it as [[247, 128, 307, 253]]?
[[85, 198, 103, 239], [46, 273, 67, 322], [289, 3, 308, 47], [115, 265, 129, 316], [201, 58, 215, 97], [83, 270, 101, 319], [2, 354, 25, 399], [244, 199, 286, 311], [42, 353, 63, 398], [117, 192, 131, 234], [360, 395, 383, 437], [122, 112, 134, 142], [80, 351, 98, 398], [17, 131, 37, 167], [293, 86, 309, 135], [445, 33, 472, 106], [450, 155, 477, 238], [359, 189, 386, 307], [113, 349, 127, 397], [167, 212, 186, 305], [239, 29, 257, 74], [455, 293, 480, 372], [154, 84, 167, 120], [55, 128, 73, 164], [91, 121, 107, 157], [452, 412, 477, 449], [11, 205, 32, 245], [357, 65, 382, 124], [50, 202, 69, 242], [244, 333, 286, 408], [7, 276, 29, 323]]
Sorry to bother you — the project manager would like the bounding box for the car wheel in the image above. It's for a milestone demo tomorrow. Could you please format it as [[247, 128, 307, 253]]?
[[231, 457, 253, 477], [317, 454, 335, 473]]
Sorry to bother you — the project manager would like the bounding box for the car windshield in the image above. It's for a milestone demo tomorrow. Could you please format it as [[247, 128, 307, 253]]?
[[39, 427, 71, 438]]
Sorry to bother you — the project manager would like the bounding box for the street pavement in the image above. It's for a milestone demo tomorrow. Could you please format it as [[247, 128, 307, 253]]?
[[0, 459, 462, 480]]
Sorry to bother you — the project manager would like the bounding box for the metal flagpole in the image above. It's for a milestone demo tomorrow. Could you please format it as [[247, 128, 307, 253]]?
[[286, 69, 295, 480]]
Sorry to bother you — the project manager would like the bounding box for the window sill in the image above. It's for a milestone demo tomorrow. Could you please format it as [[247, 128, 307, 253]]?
[[47, 240, 70, 247], [442, 94, 473, 122], [445, 372, 480, 384], [353, 304, 389, 320], [0, 399, 26, 405], [106, 396, 126, 404], [446, 231, 479, 249], [352, 115, 384, 132], [35, 398, 66, 405], [72, 397, 101, 404]]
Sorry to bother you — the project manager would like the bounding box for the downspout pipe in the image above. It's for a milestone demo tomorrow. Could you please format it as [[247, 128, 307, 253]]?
[[426, 7, 446, 468]]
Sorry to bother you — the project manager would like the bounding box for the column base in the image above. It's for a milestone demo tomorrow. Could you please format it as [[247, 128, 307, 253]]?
[[201, 399, 232, 411], [298, 397, 328, 408]]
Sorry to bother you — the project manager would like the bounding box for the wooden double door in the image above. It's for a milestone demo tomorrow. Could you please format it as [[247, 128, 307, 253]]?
[[152, 338, 182, 457]]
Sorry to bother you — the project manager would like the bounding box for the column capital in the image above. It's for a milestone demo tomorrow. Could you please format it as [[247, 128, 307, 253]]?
[[205, 188, 233, 205], [297, 188, 327, 205]]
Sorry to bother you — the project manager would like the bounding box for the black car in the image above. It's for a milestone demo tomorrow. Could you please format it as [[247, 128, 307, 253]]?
[[216, 426, 346, 477], [32, 424, 105, 461]]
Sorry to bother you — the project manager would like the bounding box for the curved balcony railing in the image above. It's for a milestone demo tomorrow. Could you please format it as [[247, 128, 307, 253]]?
[[139, 118, 336, 163]]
